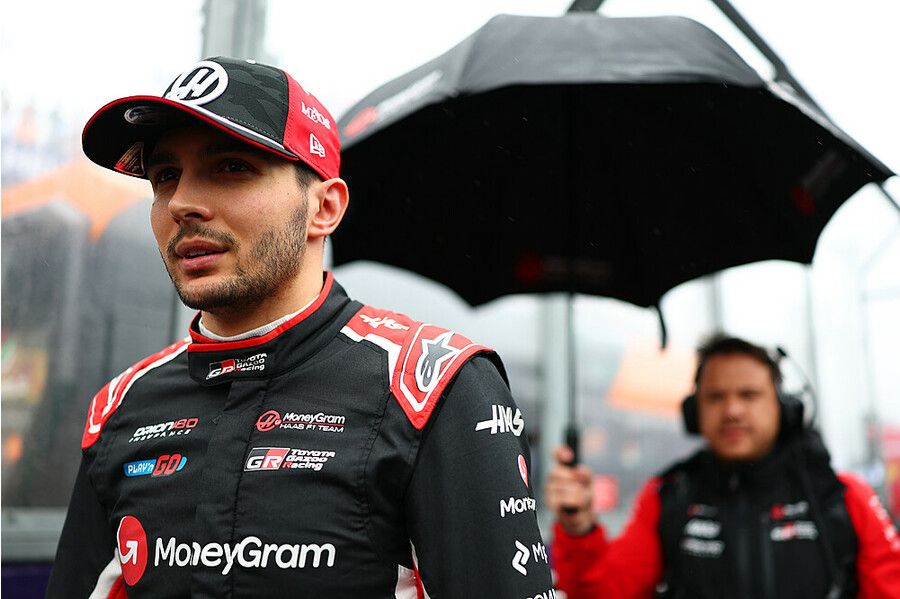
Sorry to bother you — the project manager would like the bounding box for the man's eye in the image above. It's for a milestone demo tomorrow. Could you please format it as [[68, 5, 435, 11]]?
[[222, 160, 250, 173], [152, 169, 179, 184]]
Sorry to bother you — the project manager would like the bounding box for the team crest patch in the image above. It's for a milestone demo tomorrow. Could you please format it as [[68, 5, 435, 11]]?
[[340, 307, 491, 429]]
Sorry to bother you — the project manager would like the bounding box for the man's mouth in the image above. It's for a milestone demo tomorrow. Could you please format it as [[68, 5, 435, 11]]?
[[184, 249, 219, 258]]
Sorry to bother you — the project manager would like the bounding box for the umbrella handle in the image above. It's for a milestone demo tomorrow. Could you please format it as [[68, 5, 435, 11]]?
[[564, 424, 580, 466], [560, 424, 582, 515]]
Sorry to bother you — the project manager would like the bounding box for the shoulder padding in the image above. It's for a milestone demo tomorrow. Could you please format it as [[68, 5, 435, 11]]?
[[82, 338, 190, 449], [341, 306, 493, 430]]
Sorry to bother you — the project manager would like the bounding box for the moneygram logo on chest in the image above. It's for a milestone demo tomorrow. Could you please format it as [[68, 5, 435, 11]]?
[[116, 515, 336, 585], [255, 410, 345, 433]]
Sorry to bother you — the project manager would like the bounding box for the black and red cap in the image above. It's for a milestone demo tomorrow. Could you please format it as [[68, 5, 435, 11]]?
[[82, 56, 340, 180]]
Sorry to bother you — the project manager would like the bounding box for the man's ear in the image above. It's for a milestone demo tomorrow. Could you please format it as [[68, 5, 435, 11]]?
[[307, 178, 349, 238]]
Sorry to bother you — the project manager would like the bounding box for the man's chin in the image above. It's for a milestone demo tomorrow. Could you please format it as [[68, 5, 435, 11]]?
[[710, 439, 756, 464], [174, 283, 234, 312]]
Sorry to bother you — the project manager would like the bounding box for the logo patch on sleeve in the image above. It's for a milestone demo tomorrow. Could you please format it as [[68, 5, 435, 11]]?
[[341, 307, 492, 429]]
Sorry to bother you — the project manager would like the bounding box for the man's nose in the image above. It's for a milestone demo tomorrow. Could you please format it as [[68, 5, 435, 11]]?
[[167, 175, 214, 223], [721, 396, 744, 418]]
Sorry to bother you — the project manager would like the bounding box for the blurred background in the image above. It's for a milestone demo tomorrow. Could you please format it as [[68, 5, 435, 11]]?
[[1, 0, 898, 594]]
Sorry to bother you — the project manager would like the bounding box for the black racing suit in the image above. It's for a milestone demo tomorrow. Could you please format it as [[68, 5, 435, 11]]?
[[656, 432, 859, 599], [47, 274, 554, 598]]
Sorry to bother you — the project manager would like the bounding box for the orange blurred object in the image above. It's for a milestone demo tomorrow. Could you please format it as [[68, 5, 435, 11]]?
[[2, 158, 148, 241]]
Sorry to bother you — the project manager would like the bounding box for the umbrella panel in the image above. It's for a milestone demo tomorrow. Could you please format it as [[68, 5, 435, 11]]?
[[334, 82, 878, 307]]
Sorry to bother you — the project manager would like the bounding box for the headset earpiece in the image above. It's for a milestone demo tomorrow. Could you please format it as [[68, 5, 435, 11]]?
[[681, 394, 699, 435], [778, 391, 805, 436]]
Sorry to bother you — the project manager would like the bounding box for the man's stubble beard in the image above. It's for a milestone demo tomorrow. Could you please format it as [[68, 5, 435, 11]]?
[[163, 202, 309, 314]]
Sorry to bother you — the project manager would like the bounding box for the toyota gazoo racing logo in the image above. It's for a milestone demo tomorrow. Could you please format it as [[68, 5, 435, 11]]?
[[770, 521, 819, 542], [164, 60, 229, 105], [129, 418, 198, 443], [206, 353, 267, 380], [255, 410, 345, 433], [245, 447, 336, 472], [116, 515, 336, 585], [124, 454, 187, 477]]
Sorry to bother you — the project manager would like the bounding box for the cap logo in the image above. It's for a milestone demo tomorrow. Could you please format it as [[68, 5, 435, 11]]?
[[164, 60, 229, 106], [309, 134, 326, 158]]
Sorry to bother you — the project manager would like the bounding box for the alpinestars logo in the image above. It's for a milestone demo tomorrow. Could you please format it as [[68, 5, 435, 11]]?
[[207, 353, 267, 380], [164, 60, 229, 105], [415, 331, 460, 393]]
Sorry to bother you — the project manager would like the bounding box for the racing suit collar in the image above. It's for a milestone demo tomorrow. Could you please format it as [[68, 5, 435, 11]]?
[[185, 272, 356, 385]]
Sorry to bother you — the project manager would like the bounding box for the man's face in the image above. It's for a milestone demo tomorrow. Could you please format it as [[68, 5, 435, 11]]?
[[147, 125, 309, 314], [697, 353, 781, 465]]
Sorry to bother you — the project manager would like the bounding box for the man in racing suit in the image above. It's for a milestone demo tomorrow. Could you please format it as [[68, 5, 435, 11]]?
[[545, 334, 900, 598], [46, 56, 554, 598]]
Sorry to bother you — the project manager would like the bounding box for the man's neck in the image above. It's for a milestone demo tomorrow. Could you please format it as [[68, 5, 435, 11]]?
[[198, 269, 326, 338]]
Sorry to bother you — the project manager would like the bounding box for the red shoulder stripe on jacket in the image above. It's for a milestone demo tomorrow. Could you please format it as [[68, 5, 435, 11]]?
[[82, 338, 190, 449], [341, 307, 492, 430]]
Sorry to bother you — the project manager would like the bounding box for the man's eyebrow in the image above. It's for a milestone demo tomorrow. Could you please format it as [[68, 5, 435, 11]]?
[[144, 139, 274, 172], [144, 149, 176, 173], [205, 140, 272, 160]]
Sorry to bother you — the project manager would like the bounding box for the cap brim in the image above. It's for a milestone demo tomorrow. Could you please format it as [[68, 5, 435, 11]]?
[[82, 96, 300, 177]]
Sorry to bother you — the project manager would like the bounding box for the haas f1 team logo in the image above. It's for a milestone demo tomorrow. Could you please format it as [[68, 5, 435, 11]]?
[[165, 60, 229, 105]]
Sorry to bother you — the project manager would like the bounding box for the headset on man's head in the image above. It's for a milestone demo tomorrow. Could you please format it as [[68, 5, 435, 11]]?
[[681, 387, 805, 437]]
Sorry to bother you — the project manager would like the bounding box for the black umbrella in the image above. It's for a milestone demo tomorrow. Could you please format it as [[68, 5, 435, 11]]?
[[331, 12, 893, 462], [333, 13, 892, 314]]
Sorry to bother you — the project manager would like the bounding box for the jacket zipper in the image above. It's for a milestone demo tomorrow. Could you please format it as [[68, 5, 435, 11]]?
[[759, 509, 775, 599]]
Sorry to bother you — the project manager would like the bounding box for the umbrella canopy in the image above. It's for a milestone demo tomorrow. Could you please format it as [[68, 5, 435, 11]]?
[[333, 13, 893, 309]]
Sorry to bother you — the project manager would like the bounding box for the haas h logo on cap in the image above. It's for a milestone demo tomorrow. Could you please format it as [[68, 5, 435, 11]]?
[[165, 60, 229, 105]]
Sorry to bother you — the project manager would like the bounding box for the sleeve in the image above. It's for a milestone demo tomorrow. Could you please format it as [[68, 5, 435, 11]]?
[[45, 456, 126, 599], [550, 520, 609, 598], [404, 356, 554, 598], [552, 478, 664, 599], [838, 471, 900, 599]]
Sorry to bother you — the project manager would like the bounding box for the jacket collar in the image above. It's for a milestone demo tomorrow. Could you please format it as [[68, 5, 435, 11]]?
[[185, 272, 358, 385]]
